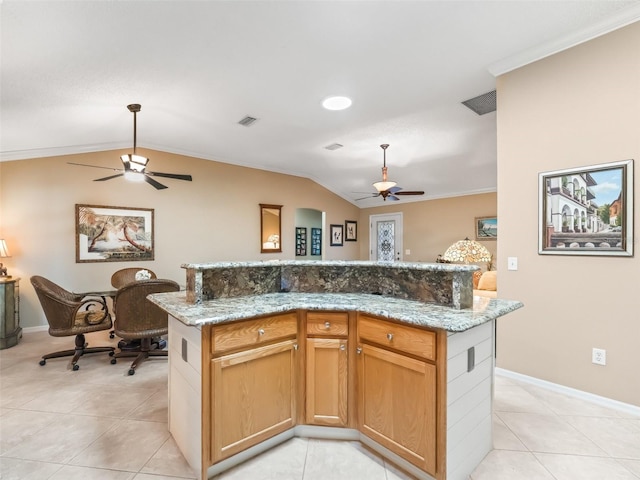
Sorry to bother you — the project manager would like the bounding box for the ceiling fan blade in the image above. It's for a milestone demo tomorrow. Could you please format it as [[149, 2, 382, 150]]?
[[146, 171, 193, 181], [355, 195, 377, 201], [68, 162, 123, 172], [388, 186, 403, 193], [387, 195, 400, 201], [144, 175, 168, 190], [94, 173, 124, 181], [395, 190, 425, 196]]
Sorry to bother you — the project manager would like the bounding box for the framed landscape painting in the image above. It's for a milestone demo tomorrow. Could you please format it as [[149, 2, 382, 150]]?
[[475, 216, 497, 240], [538, 159, 633, 256], [76, 204, 154, 262]]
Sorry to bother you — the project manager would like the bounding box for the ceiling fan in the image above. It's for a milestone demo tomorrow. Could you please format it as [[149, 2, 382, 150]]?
[[68, 104, 193, 190], [355, 144, 425, 201]]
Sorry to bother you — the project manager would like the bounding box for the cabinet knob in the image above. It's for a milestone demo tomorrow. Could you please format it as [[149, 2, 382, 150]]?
[[258, 328, 265, 336], [324, 321, 331, 329], [293, 343, 299, 351], [387, 333, 394, 341], [356, 347, 362, 354], [340, 344, 346, 351]]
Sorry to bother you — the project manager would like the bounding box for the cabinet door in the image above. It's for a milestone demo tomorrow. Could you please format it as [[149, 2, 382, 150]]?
[[306, 337, 348, 426], [358, 343, 436, 475], [211, 339, 297, 462]]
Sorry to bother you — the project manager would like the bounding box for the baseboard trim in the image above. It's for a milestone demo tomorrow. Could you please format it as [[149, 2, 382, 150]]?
[[22, 325, 49, 333], [495, 367, 640, 417]]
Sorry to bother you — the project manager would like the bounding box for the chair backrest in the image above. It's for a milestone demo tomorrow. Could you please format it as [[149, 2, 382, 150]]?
[[30, 275, 111, 334], [113, 279, 179, 339], [111, 268, 157, 289]]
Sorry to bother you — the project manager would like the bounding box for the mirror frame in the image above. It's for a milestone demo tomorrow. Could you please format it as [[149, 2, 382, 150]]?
[[260, 204, 282, 253]]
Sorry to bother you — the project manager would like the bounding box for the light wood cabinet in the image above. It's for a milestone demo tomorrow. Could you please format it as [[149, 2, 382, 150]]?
[[305, 311, 350, 427], [306, 337, 348, 426], [357, 315, 437, 476], [207, 312, 299, 464]]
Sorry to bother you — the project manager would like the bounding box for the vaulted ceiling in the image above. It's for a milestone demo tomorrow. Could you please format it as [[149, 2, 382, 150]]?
[[2, 1, 638, 206]]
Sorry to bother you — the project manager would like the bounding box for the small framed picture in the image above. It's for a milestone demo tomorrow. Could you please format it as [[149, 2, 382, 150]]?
[[345, 220, 357, 241], [475, 216, 497, 240], [330, 224, 343, 246]]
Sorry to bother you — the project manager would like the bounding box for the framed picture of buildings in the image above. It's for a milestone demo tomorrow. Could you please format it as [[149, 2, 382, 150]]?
[[76, 204, 154, 262], [538, 159, 633, 256]]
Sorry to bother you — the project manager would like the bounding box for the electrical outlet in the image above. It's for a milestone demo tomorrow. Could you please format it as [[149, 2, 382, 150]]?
[[592, 348, 606, 366]]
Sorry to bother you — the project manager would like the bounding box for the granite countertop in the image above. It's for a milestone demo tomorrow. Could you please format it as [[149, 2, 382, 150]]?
[[148, 291, 523, 333]]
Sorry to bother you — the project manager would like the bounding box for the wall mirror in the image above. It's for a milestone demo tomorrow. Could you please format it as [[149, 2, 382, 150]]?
[[260, 204, 282, 253]]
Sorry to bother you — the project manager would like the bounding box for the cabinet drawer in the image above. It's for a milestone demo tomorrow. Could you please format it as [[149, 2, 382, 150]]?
[[306, 311, 348, 337], [358, 315, 436, 361], [211, 312, 297, 355]]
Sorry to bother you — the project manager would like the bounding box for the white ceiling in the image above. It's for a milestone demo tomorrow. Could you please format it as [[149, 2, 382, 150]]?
[[2, 1, 639, 207]]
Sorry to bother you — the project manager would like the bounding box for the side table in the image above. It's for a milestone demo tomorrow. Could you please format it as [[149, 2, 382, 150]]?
[[0, 277, 21, 349]]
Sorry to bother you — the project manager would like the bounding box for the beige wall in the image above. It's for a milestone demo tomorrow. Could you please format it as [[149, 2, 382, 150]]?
[[359, 193, 497, 266], [497, 23, 640, 406], [0, 149, 361, 327]]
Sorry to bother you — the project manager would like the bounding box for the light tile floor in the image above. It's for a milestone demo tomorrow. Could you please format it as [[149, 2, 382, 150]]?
[[1, 330, 639, 480]]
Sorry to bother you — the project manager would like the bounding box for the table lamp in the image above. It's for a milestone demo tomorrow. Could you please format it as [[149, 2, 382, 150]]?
[[442, 237, 491, 264], [0, 239, 11, 278]]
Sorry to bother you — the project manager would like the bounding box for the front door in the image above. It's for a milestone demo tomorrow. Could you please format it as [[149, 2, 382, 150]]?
[[369, 213, 403, 261]]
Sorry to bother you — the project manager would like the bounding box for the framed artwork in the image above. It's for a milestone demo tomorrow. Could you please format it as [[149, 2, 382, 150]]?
[[76, 204, 154, 263], [475, 216, 497, 240], [330, 224, 343, 246], [538, 159, 633, 256], [345, 220, 357, 241], [295, 227, 307, 256], [311, 227, 322, 256]]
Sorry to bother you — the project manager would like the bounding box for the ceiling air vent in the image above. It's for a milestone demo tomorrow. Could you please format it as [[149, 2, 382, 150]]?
[[324, 143, 343, 151], [238, 116, 258, 127], [461, 90, 496, 115]]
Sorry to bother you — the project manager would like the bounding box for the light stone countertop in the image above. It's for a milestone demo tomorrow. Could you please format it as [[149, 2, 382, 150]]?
[[148, 291, 523, 333]]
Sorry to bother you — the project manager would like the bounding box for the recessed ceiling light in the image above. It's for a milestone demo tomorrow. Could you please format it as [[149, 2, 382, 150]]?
[[322, 96, 352, 111]]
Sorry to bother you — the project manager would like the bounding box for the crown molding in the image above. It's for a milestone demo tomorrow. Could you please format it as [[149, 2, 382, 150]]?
[[489, 4, 640, 77]]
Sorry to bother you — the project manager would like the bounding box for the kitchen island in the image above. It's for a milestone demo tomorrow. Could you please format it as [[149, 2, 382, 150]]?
[[148, 261, 522, 480]]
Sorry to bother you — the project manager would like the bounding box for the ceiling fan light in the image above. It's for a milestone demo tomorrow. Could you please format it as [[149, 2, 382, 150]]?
[[121, 154, 149, 172], [373, 180, 397, 192], [124, 170, 145, 182]]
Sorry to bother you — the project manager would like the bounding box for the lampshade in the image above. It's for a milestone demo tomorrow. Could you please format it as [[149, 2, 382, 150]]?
[[442, 237, 491, 264], [372, 180, 397, 192], [0, 239, 10, 258]]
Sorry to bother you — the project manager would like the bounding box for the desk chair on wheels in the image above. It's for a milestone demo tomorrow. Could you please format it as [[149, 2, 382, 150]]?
[[31, 275, 115, 371], [108, 267, 157, 339], [111, 278, 179, 375]]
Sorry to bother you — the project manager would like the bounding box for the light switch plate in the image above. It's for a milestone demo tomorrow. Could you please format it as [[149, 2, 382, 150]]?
[[507, 257, 518, 271]]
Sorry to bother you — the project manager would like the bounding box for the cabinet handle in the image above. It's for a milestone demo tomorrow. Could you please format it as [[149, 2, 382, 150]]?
[[356, 347, 362, 354], [324, 321, 331, 329], [293, 343, 299, 351], [258, 328, 265, 336], [340, 344, 346, 351], [387, 333, 394, 341]]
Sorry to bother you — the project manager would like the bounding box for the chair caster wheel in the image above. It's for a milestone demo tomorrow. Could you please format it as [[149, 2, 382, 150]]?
[[128, 369, 135, 376], [109, 351, 115, 356], [110, 358, 117, 365], [72, 364, 80, 371], [39, 359, 46, 366]]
